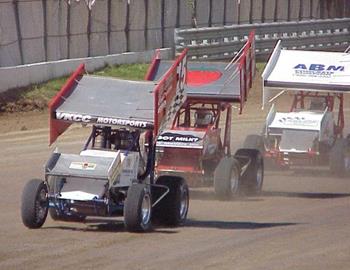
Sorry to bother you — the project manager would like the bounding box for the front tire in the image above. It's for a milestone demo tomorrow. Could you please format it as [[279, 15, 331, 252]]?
[[214, 157, 241, 200], [152, 177, 189, 226], [21, 179, 49, 229], [124, 184, 152, 232]]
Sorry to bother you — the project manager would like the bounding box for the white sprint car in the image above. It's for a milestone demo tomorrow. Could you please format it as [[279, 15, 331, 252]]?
[[244, 41, 350, 175]]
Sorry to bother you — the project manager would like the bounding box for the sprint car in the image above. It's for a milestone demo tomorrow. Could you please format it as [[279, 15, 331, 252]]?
[[244, 41, 350, 175], [21, 50, 190, 232], [147, 31, 264, 199]]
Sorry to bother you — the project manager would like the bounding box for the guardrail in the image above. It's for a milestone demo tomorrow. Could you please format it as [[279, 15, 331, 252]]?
[[175, 18, 350, 61]]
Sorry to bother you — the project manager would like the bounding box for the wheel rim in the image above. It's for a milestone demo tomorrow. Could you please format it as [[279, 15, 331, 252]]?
[[230, 166, 239, 194], [35, 187, 48, 223], [256, 160, 263, 189], [179, 184, 189, 220], [141, 193, 151, 226], [344, 154, 349, 171]]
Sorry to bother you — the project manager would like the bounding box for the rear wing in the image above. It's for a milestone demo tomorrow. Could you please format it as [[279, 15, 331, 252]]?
[[227, 30, 255, 113], [49, 64, 85, 146], [146, 31, 256, 113], [49, 50, 188, 145], [267, 108, 328, 132], [154, 48, 188, 133], [262, 41, 350, 108], [265, 103, 276, 135]]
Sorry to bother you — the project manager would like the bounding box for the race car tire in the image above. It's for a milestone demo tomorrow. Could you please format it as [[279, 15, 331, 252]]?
[[152, 176, 189, 226], [21, 179, 49, 229], [49, 208, 86, 222], [214, 157, 241, 200], [243, 134, 264, 153], [329, 138, 347, 177], [124, 183, 152, 232], [234, 149, 264, 195]]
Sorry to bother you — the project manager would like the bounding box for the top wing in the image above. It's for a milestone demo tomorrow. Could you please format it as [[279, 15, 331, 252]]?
[[49, 49, 188, 145], [186, 31, 255, 108], [262, 41, 350, 107], [268, 110, 326, 131], [146, 31, 256, 112], [55, 76, 155, 125]]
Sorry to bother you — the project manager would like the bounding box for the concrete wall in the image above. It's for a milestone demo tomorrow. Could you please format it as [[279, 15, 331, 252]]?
[[0, 48, 172, 93], [163, 0, 178, 47], [0, 1, 22, 66], [0, 0, 348, 67], [17, 0, 45, 64], [46, 1, 69, 61], [110, 0, 128, 54], [90, 0, 109, 57]]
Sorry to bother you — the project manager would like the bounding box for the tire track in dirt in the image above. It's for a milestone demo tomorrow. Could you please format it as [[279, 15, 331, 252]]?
[[1, 90, 350, 270]]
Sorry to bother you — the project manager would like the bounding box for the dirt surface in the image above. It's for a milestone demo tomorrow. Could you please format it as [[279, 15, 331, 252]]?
[[1, 78, 350, 270], [0, 111, 48, 134]]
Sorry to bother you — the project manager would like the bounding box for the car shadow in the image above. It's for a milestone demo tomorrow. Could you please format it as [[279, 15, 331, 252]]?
[[43, 218, 178, 234], [262, 190, 350, 199], [186, 219, 299, 230], [190, 189, 263, 202], [290, 168, 334, 178], [265, 167, 345, 178]]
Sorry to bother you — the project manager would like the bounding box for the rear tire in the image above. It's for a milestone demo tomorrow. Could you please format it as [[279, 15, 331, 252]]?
[[124, 184, 152, 232], [152, 177, 189, 226], [21, 179, 49, 229], [214, 157, 241, 200], [329, 138, 347, 177], [235, 149, 264, 195]]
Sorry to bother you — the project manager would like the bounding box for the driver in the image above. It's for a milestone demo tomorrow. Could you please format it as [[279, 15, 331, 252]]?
[[194, 110, 214, 128], [111, 129, 140, 151]]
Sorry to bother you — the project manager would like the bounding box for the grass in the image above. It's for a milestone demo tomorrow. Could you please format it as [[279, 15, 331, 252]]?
[[0, 61, 266, 113], [256, 62, 266, 72], [20, 76, 69, 101], [94, 63, 149, 81], [22, 63, 149, 100], [0, 63, 149, 113]]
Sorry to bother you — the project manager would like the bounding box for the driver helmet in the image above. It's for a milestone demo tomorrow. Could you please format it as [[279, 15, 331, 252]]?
[[194, 110, 213, 127], [309, 98, 327, 111]]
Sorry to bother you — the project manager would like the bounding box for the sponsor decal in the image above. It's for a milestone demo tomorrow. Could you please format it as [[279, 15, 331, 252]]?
[[55, 112, 149, 128], [293, 64, 344, 78], [56, 112, 92, 123], [157, 132, 201, 143], [96, 117, 147, 128], [278, 116, 318, 127], [69, 162, 96, 170]]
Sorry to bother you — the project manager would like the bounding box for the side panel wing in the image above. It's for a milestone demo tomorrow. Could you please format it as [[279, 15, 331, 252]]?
[[154, 48, 188, 136], [49, 64, 85, 145]]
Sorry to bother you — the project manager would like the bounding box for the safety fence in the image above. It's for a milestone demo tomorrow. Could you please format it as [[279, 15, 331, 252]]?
[[175, 18, 350, 60], [0, 0, 349, 67]]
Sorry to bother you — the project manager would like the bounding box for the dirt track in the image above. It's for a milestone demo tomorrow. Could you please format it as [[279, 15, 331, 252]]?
[[1, 83, 350, 270]]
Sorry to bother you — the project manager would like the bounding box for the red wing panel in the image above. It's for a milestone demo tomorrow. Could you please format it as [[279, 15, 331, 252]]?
[[144, 49, 161, 81], [49, 64, 85, 145], [187, 70, 222, 86], [154, 48, 188, 136], [235, 30, 255, 113]]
